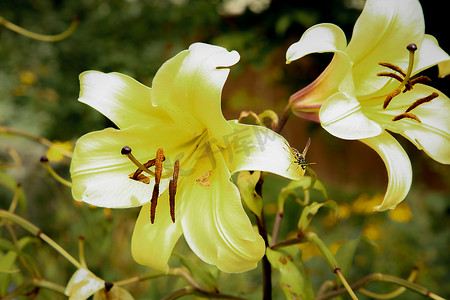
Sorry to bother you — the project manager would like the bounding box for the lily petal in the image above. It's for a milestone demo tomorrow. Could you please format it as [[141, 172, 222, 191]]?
[[286, 24, 352, 108], [180, 147, 265, 273], [362, 85, 450, 164], [71, 125, 197, 207], [151, 43, 237, 144], [223, 121, 305, 180], [320, 92, 382, 140], [347, 0, 424, 96], [65, 268, 104, 300], [414, 35, 450, 76], [79, 71, 169, 130], [131, 192, 183, 272], [360, 132, 412, 211]]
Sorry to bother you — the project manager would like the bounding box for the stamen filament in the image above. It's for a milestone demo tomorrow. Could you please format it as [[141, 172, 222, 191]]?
[[406, 92, 439, 112], [169, 160, 180, 223]]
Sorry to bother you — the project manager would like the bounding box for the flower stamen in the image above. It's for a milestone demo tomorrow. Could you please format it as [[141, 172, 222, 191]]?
[[169, 159, 180, 223], [150, 148, 165, 224], [392, 113, 421, 123], [405, 92, 439, 113], [379, 43, 418, 109]]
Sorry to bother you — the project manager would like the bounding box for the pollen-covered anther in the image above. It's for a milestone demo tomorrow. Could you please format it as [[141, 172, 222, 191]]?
[[383, 89, 401, 109], [406, 92, 439, 113], [169, 159, 180, 223], [150, 148, 165, 224], [392, 113, 421, 123]]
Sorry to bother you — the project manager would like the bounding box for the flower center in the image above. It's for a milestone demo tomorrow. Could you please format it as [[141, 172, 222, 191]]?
[[377, 43, 439, 123], [121, 146, 179, 224]]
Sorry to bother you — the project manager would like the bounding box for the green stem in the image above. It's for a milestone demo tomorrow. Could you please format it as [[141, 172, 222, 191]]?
[[0, 15, 79, 42], [275, 104, 292, 134], [114, 271, 166, 286], [33, 278, 66, 294], [254, 172, 272, 300], [0, 126, 72, 157], [0, 209, 83, 269], [305, 232, 339, 270], [314, 273, 446, 300]]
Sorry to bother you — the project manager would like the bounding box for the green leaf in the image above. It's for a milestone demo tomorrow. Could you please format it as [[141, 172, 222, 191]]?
[[0, 238, 16, 251], [258, 110, 279, 130], [237, 171, 263, 218], [0, 251, 19, 296], [335, 236, 361, 279], [266, 246, 315, 300], [298, 201, 338, 234]]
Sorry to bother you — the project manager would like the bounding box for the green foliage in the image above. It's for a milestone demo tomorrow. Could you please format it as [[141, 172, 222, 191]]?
[[266, 246, 314, 300]]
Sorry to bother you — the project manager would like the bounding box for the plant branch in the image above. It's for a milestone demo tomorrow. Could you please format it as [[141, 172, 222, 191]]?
[[314, 273, 446, 300], [274, 104, 292, 134], [0, 209, 83, 269], [0, 15, 79, 42]]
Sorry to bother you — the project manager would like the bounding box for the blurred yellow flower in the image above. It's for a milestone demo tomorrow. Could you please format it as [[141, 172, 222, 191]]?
[[46, 141, 73, 162], [388, 202, 412, 223], [352, 194, 384, 215], [363, 223, 381, 241], [287, 0, 450, 211]]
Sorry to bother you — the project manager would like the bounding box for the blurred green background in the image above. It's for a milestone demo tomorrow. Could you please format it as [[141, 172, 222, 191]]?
[[1, 0, 448, 299]]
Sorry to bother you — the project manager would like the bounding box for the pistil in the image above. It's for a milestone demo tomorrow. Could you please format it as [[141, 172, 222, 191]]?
[[378, 43, 419, 109], [121, 146, 156, 178]]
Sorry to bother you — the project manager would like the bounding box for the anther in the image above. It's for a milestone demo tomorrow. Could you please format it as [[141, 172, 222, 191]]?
[[150, 148, 165, 224], [378, 62, 406, 77], [405, 92, 439, 113], [392, 113, 421, 123], [169, 159, 180, 223], [383, 89, 401, 109]]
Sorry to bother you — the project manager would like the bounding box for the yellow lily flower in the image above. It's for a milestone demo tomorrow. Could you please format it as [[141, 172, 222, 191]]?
[[286, 0, 449, 210], [70, 43, 304, 273]]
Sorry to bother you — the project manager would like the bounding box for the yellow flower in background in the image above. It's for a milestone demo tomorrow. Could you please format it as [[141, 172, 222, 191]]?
[[46, 141, 73, 162], [388, 202, 412, 223], [286, 0, 450, 211], [71, 43, 304, 273]]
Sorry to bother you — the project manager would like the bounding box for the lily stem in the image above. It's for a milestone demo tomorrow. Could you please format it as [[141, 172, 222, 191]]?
[[314, 272, 446, 300], [0, 209, 83, 270], [254, 172, 272, 300], [275, 104, 292, 134]]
